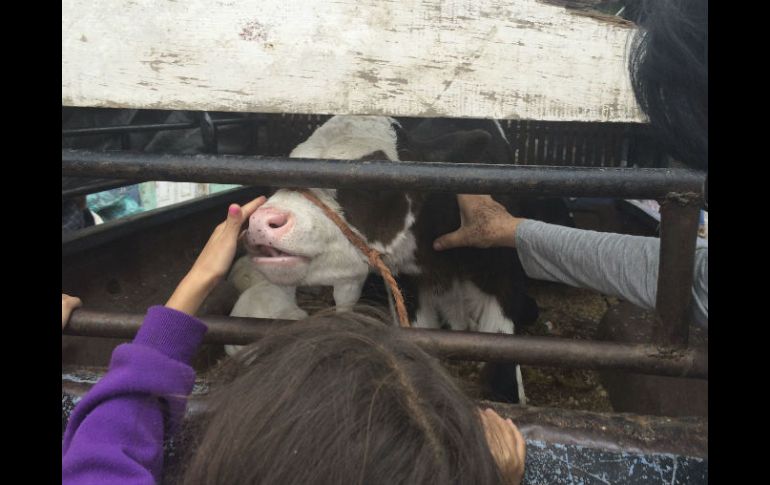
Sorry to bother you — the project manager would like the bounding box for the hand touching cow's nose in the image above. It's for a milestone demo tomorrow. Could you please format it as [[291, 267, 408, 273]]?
[[165, 196, 267, 316], [249, 207, 295, 241]]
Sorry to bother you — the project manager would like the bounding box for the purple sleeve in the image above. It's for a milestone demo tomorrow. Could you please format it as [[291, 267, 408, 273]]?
[[62, 306, 207, 485]]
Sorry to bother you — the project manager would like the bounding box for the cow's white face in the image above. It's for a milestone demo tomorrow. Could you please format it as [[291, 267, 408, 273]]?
[[244, 116, 408, 288], [245, 188, 367, 286]]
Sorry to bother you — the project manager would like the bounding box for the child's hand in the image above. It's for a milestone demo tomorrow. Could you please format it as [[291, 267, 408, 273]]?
[[189, 197, 267, 284], [62, 294, 82, 330], [166, 196, 266, 315], [480, 408, 526, 485]]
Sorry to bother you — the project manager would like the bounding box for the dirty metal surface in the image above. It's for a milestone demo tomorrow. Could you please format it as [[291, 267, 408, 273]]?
[[61, 187, 261, 312], [523, 441, 706, 484], [482, 401, 707, 459], [62, 190, 255, 369], [654, 194, 702, 347], [599, 303, 708, 418]]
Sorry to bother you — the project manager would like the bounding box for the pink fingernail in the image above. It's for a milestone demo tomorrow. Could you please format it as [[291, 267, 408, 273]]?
[[228, 205, 240, 216]]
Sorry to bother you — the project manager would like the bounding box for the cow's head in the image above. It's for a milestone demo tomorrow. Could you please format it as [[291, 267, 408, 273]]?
[[243, 115, 493, 292]]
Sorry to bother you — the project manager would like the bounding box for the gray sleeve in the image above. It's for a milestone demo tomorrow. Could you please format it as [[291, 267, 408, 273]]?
[[515, 220, 708, 326]]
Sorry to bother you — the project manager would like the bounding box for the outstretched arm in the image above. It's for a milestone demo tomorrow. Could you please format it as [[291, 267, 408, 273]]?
[[434, 195, 707, 327], [62, 197, 266, 485]]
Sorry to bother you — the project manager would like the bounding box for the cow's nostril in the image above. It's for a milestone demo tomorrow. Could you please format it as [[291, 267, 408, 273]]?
[[265, 212, 290, 230]]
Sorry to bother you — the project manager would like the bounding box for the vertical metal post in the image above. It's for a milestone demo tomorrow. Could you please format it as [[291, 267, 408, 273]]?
[[200, 112, 218, 154], [653, 192, 702, 347]]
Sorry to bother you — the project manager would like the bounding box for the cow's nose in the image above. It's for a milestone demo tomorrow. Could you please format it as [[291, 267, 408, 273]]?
[[250, 207, 294, 237], [265, 211, 289, 229]]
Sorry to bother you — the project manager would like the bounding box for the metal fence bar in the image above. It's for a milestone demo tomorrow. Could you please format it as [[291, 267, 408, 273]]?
[[64, 310, 708, 378], [654, 193, 702, 347], [62, 149, 706, 199], [62, 117, 262, 137], [62, 178, 145, 199], [63, 121, 197, 136]]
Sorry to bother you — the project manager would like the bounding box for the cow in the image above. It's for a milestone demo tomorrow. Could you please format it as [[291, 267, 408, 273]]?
[[228, 115, 540, 403]]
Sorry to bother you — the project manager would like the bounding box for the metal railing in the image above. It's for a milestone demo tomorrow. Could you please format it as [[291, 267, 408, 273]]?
[[62, 149, 704, 198], [61, 148, 707, 376], [64, 310, 707, 378]]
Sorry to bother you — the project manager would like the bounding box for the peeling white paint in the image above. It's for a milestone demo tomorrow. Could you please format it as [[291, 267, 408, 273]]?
[[62, 0, 643, 122]]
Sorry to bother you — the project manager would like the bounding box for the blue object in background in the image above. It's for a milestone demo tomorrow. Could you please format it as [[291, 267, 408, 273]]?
[[87, 185, 144, 222]]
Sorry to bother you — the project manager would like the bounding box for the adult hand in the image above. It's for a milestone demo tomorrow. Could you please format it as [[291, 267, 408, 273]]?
[[166, 196, 266, 315], [433, 195, 524, 251], [479, 407, 526, 485], [62, 294, 82, 330]]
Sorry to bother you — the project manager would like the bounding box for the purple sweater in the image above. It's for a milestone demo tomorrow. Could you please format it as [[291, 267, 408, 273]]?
[[62, 306, 208, 485]]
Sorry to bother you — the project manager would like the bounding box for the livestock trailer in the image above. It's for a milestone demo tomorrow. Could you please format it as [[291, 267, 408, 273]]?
[[62, 1, 707, 483]]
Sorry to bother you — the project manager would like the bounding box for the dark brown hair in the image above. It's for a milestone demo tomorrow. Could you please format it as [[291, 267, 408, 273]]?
[[629, 0, 708, 171], [179, 307, 504, 484]]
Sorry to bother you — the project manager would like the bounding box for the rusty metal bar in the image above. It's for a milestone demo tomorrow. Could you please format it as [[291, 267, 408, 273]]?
[[64, 310, 707, 378], [654, 193, 702, 347], [61, 149, 706, 199]]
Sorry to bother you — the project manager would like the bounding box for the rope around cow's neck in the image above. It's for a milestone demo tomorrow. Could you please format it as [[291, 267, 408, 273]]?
[[293, 188, 410, 328]]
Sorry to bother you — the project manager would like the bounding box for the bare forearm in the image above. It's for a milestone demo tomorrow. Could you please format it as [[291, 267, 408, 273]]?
[[165, 271, 219, 316]]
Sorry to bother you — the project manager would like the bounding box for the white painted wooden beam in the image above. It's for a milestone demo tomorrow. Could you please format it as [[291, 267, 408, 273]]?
[[62, 0, 643, 122]]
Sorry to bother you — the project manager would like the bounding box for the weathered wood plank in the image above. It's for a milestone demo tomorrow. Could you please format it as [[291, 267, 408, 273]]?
[[62, 0, 643, 122]]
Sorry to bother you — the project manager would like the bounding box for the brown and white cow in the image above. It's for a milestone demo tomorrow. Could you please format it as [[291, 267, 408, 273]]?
[[229, 115, 539, 402]]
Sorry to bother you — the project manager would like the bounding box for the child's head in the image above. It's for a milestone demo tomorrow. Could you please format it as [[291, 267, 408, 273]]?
[[629, 0, 708, 170], [180, 308, 506, 484]]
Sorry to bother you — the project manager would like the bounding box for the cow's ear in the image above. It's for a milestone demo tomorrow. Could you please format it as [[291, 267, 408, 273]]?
[[393, 122, 410, 146], [394, 123, 422, 161], [360, 150, 390, 161]]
